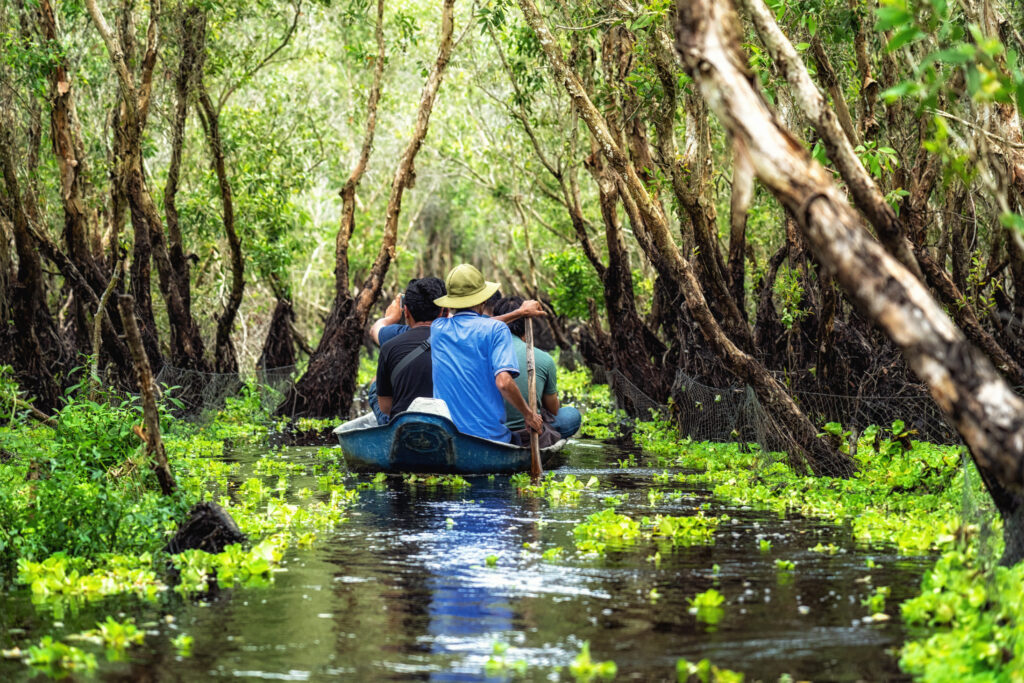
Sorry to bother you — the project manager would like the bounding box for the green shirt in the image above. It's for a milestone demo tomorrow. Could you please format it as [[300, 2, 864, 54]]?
[[504, 336, 557, 430]]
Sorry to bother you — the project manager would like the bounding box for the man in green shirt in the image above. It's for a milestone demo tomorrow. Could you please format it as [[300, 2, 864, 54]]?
[[493, 296, 581, 439]]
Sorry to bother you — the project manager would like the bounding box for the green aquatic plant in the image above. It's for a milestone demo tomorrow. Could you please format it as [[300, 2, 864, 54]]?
[[568, 641, 617, 682], [898, 548, 1024, 679], [402, 473, 470, 489], [542, 546, 564, 562], [171, 536, 286, 593], [579, 407, 624, 440], [172, 633, 194, 657], [25, 636, 97, 677], [573, 508, 721, 555], [484, 641, 528, 677], [484, 554, 499, 567], [758, 538, 772, 552], [688, 589, 726, 624], [862, 586, 890, 614], [808, 543, 840, 555], [775, 559, 796, 571], [677, 658, 744, 682], [520, 473, 599, 506]]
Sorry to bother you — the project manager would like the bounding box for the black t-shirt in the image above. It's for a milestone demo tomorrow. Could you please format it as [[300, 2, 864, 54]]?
[[376, 325, 433, 417]]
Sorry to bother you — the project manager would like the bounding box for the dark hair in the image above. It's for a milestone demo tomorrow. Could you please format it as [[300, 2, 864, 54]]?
[[492, 295, 525, 337], [482, 289, 503, 315], [404, 277, 446, 322]]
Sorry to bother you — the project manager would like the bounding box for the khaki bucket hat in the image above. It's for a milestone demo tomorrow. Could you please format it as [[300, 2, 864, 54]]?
[[433, 264, 500, 308]]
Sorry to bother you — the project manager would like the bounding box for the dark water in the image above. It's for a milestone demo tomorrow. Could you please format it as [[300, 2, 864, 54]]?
[[0, 441, 932, 681]]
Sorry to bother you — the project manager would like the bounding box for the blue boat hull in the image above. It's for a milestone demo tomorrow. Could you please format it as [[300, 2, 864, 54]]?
[[334, 411, 564, 474]]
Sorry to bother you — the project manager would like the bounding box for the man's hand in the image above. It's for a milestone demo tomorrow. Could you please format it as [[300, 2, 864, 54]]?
[[383, 295, 403, 323], [517, 299, 546, 318], [524, 410, 543, 434]]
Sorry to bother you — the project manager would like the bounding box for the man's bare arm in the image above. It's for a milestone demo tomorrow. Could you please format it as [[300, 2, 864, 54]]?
[[542, 392, 560, 415], [495, 371, 542, 433], [492, 299, 545, 324], [370, 295, 404, 345], [379, 395, 393, 416]]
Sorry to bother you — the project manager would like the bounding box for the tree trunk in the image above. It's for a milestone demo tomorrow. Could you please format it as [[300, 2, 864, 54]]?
[[674, 0, 1024, 562], [198, 85, 243, 373], [257, 298, 297, 371], [118, 295, 175, 495], [278, 0, 456, 419], [0, 116, 63, 411]]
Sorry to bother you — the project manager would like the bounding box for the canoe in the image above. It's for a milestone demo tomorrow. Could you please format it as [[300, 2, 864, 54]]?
[[333, 409, 566, 475]]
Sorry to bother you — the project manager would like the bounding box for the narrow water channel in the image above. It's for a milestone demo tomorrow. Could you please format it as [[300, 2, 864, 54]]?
[[0, 441, 932, 681]]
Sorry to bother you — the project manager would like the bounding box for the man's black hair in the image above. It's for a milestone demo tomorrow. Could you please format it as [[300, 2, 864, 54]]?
[[404, 277, 446, 322], [482, 289, 503, 315], [493, 296, 525, 337]]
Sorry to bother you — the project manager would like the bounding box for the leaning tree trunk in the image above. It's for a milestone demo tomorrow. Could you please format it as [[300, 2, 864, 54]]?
[[277, 0, 455, 419], [517, 0, 853, 477], [674, 0, 1024, 564]]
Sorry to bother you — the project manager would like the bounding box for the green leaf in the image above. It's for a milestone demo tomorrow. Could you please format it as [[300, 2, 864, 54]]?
[[999, 212, 1024, 234], [875, 6, 912, 32], [887, 26, 925, 51], [928, 45, 976, 65], [795, 42, 810, 51]]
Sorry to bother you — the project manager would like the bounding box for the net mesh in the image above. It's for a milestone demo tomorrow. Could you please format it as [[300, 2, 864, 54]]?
[[154, 363, 298, 421], [607, 365, 1017, 564]]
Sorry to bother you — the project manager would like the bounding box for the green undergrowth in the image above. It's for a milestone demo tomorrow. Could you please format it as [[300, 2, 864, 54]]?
[[0, 367, 358, 677], [627, 414, 1016, 681]]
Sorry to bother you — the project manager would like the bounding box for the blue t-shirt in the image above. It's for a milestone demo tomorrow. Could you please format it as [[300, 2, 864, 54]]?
[[378, 323, 408, 346], [431, 311, 519, 442]]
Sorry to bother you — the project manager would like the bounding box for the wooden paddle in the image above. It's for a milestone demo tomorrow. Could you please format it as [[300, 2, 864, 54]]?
[[526, 318, 542, 481]]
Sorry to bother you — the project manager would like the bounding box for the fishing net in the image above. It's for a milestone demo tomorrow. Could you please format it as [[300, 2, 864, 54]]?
[[606, 363, 1020, 562], [154, 363, 298, 421]]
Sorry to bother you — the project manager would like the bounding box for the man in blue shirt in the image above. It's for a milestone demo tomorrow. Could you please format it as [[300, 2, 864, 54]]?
[[492, 296, 581, 439], [431, 264, 543, 442]]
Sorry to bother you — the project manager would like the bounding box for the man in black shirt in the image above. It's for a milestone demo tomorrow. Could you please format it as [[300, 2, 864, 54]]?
[[376, 278, 447, 419]]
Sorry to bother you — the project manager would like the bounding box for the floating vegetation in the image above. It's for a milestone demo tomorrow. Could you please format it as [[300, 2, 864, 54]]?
[[573, 508, 722, 555], [484, 641, 528, 677], [24, 637, 97, 678], [688, 588, 726, 625], [519, 473, 600, 506], [172, 536, 287, 593], [898, 549, 1022, 679], [567, 641, 617, 682], [677, 657, 745, 682], [402, 473, 470, 489]]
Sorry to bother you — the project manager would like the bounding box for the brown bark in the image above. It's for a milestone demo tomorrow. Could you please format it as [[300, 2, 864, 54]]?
[[279, 0, 456, 418], [117, 295, 175, 496], [336, 0, 385, 302], [0, 115, 63, 410], [518, 0, 852, 477], [164, 5, 206, 314], [728, 149, 754, 317], [198, 85, 244, 373], [257, 298, 297, 371], [675, 0, 1024, 561]]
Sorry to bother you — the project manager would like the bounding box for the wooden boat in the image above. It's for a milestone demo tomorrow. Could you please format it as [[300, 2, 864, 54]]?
[[333, 403, 566, 474]]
